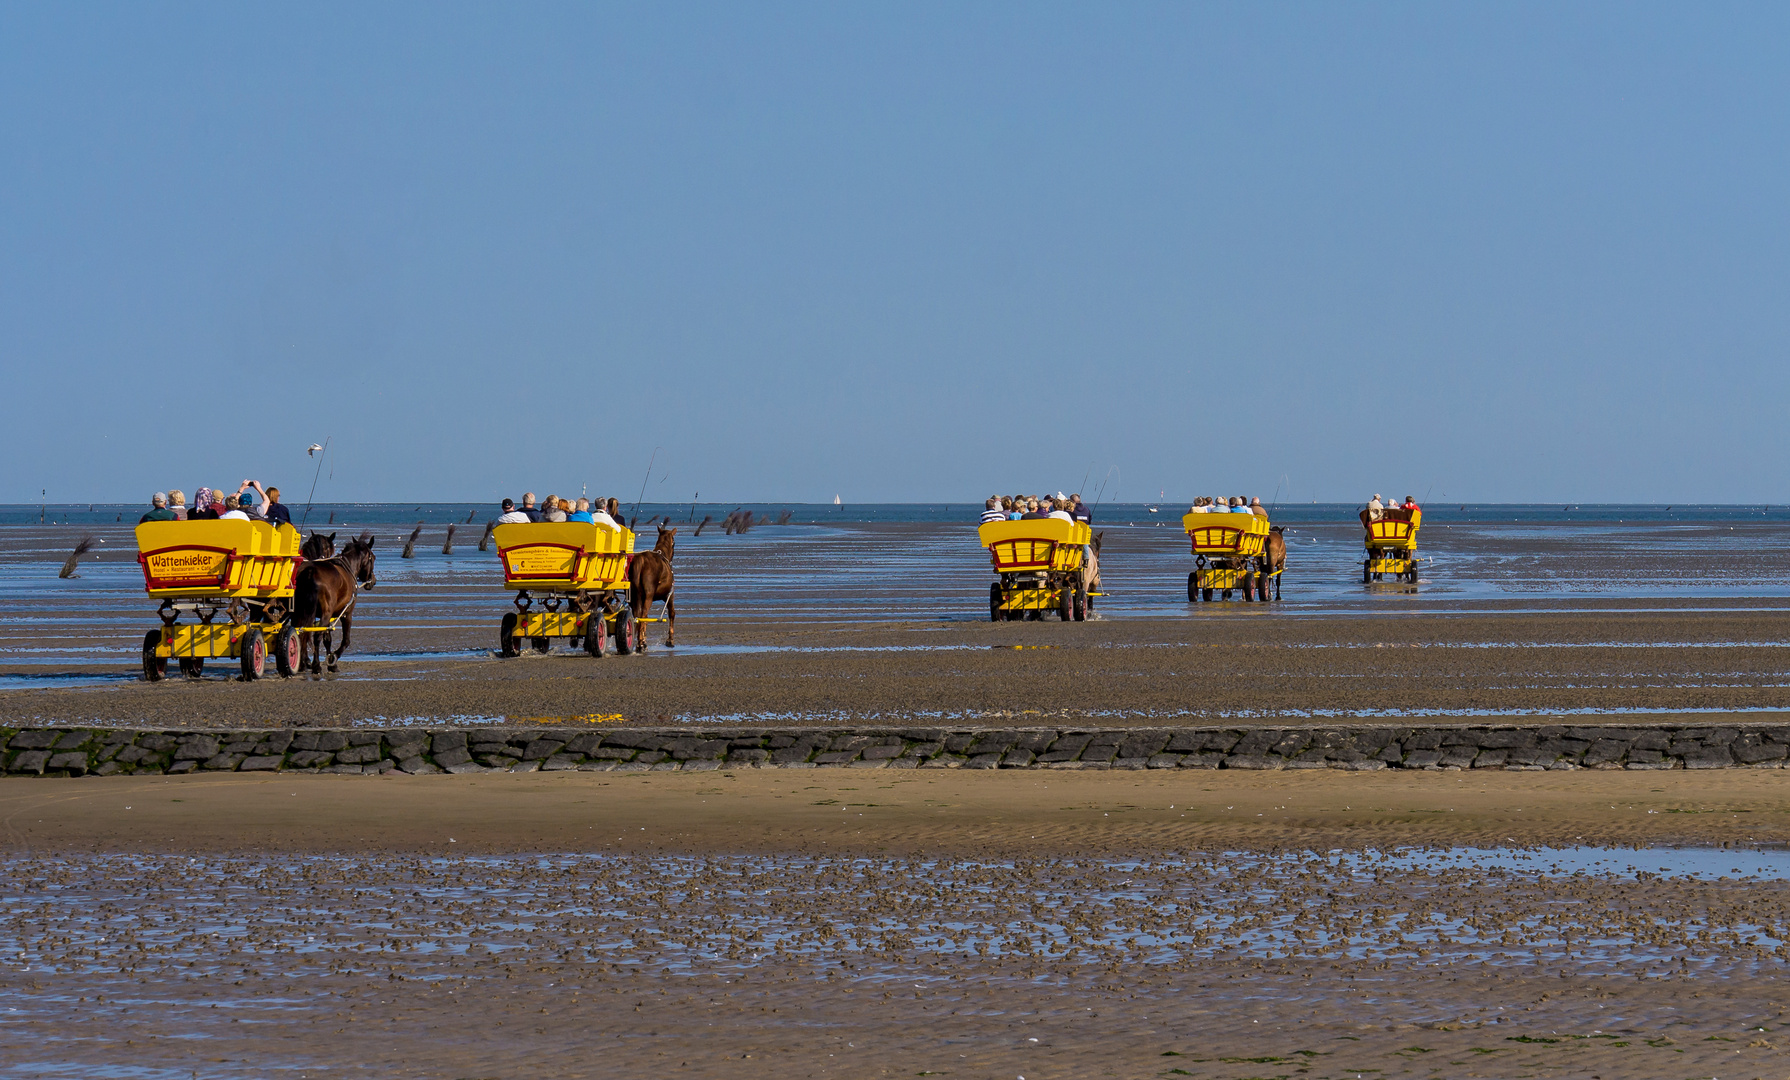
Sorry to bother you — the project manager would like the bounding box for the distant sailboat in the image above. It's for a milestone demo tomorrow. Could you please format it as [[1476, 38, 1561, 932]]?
[[833, 494, 842, 505]]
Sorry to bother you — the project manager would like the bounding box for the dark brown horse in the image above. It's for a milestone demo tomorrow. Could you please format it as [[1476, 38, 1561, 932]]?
[[301, 531, 336, 561], [293, 535, 376, 673], [626, 525, 676, 651]]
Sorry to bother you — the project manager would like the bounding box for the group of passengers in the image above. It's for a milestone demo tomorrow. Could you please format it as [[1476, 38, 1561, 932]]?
[[1188, 496, 1270, 517], [1365, 494, 1421, 521], [495, 492, 622, 528], [140, 481, 290, 526], [979, 493, 1092, 525]]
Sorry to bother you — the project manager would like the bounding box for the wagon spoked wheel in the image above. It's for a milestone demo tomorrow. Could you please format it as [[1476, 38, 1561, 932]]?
[[239, 629, 266, 681], [1241, 574, 1256, 602], [142, 630, 166, 682], [498, 612, 521, 658], [1187, 572, 1199, 603], [989, 582, 1004, 623], [1057, 588, 1073, 622], [179, 657, 205, 679], [274, 623, 300, 677], [612, 607, 636, 655], [1073, 581, 1088, 621], [583, 612, 606, 657]]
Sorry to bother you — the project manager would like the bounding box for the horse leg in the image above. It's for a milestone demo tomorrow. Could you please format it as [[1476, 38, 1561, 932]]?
[[330, 613, 351, 671], [663, 589, 675, 647], [633, 587, 649, 653]]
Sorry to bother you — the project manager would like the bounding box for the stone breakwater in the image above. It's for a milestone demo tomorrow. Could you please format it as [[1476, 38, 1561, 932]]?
[[4, 723, 1790, 777]]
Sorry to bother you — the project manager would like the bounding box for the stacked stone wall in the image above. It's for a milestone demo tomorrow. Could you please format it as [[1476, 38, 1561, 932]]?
[[3, 723, 1788, 777]]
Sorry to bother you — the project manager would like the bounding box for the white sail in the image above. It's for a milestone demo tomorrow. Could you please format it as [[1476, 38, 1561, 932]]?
[[833, 494, 842, 505]]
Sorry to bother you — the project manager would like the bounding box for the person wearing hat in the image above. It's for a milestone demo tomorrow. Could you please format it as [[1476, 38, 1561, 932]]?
[[139, 492, 176, 523], [496, 497, 531, 524], [1367, 494, 1385, 522]]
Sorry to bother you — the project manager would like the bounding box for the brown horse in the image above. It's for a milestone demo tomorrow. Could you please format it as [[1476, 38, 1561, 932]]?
[[1261, 526, 1287, 600], [293, 535, 376, 673], [625, 525, 676, 650], [301, 531, 336, 561]]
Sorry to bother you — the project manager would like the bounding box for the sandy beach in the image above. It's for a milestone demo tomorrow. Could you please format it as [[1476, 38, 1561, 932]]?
[[5, 519, 1790, 1077], [5, 768, 1790, 1077]]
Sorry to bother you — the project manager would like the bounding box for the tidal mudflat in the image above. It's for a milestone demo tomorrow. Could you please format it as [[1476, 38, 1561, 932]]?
[[4, 769, 1789, 1077]]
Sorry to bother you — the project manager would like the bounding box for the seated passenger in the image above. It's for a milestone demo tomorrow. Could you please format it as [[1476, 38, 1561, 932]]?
[[591, 499, 621, 529], [1021, 498, 1049, 520], [139, 492, 176, 523], [218, 495, 250, 521], [1403, 495, 1419, 513], [1227, 497, 1248, 514], [1367, 494, 1385, 521], [189, 487, 219, 520], [979, 497, 1005, 524], [520, 492, 544, 522], [568, 497, 596, 523], [232, 481, 269, 521], [1071, 494, 1091, 524], [167, 489, 188, 520], [1250, 497, 1269, 518], [261, 486, 292, 527], [1047, 497, 1074, 522], [496, 498, 531, 524]]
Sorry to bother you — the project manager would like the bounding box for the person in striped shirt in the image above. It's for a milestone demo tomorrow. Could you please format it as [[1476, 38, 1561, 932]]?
[[979, 497, 1006, 524]]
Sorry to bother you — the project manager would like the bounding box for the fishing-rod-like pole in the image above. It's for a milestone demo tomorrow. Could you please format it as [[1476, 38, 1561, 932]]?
[[1092, 465, 1120, 511], [630, 448, 661, 520], [301, 438, 330, 528]]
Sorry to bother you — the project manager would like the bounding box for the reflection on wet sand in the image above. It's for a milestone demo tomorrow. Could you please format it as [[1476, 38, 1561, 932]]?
[[4, 847, 1787, 1077]]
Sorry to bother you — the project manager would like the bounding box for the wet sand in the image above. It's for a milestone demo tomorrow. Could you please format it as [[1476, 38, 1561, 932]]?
[[8, 767, 1790, 853], [7, 520, 1790, 1077], [5, 610, 1790, 728], [5, 769, 1790, 1077]]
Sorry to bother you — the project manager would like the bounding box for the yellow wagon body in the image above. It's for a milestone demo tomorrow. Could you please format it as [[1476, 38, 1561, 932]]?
[[1181, 512, 1271, 557], [978, 519, 1090, 573], [1363, 508, 1422, 582], [491, 521, 653, 656], [1182, 511, 1281, 601], [134, 520, 304, 677], [977, 519, 1095, 621], [136, 520, 301, 600], [494, 521, 636, 592]]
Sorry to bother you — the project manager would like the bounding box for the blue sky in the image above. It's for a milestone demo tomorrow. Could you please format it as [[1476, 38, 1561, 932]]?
[[3, 3, 1787, 504]]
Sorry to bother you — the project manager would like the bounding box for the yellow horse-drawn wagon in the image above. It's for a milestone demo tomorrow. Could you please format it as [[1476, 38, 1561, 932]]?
[[1184, 512, 1282, 602], [978, 518, 1095, 621], [135, 519, 304, 680], [493, 521, 652, 656], [1363, 508, 1422, 583]]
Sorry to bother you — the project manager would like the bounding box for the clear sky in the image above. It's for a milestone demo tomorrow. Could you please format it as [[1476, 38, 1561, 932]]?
[[4, 3, 1787, 506]]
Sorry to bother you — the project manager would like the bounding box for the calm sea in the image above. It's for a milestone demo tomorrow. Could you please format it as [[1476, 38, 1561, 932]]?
[[7, 501, 1790, 527]]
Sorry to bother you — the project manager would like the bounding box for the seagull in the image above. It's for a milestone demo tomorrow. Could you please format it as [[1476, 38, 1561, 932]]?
[[307, 443, 324, 456]]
